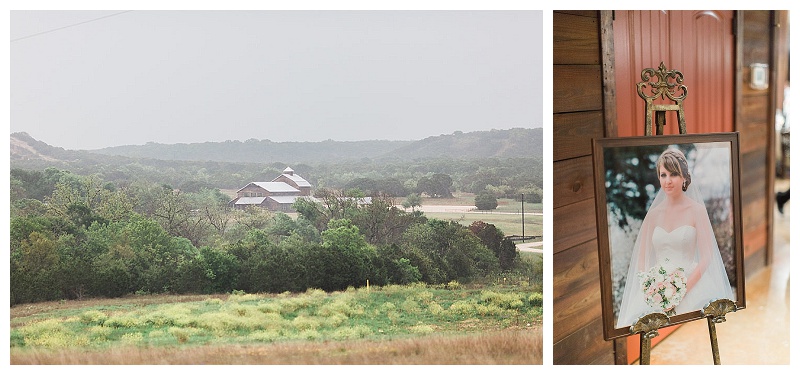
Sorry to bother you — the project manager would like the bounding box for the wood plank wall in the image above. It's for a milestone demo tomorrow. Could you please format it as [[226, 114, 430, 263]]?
[[738, 11, 777, 274], [553, 10, 615, 365]]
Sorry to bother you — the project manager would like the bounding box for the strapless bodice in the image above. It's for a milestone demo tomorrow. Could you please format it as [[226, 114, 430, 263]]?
[[652, 225, 696, 267]]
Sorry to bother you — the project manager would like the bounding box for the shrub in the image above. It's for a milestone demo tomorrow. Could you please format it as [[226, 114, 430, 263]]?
[[480, 290, 526, 310], [400, 297, 421, 313], [105, 314, 141, 328], [79, 310, 108, 325], [528, 292, 544, 307], [168, 327, 195, 344], [428, 301, 445, 316], [448, 300, 476, 315], [88, 326, 112, 341], [291, 315, 322, 331], [475, 190, 498, 210], [120, 332, 144, 345]]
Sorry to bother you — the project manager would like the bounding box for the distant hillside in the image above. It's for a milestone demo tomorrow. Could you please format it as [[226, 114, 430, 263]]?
[[10, 132, 95, 165], [85, 127, 542, 163], [380, 128, 542, 160], [91, 138, 413, 164], [10, 131, 543, 194], [10, 128, 543, 170]]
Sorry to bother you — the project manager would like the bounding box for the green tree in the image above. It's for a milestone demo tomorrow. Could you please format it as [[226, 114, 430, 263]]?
[[402, 193, 422, 212], [375, 244, 422, 285], [10, 167, 70, 201], [475, 190, 499, 210], [46, 174, 134, 224], [350, 194, 421, 246], [187, 188, 233, 237], [175, 246, 239, 294], [401, 219, 499, 283], [468, 221, 504, 257], [416, 173, 454, 198], [293, 196, 327, 231], [498, 238, 519, 270], [10, 232, 62, 304], [519, 185, 544, 204], [305, 219, 376, 291]]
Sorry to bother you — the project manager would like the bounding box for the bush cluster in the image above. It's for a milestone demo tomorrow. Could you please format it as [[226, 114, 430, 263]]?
[[9, 170, 534, 305]]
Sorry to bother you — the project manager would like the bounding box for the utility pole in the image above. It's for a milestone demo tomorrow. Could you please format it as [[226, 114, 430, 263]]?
[[521, 193, 525, 241]]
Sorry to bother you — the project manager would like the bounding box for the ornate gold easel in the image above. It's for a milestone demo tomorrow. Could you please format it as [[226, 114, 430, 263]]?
[[629, 312, 669, 365], [703, 299, 738, 365], [631, 62, 738, 365], [637, 62, 688, 136]]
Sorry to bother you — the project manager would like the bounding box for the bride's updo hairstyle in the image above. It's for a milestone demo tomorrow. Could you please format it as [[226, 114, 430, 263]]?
[[657, 148, 691, 191]]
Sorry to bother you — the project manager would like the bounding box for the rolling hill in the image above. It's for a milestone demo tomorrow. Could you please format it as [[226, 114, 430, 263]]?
[[11, 128, 542, 166], [81, 127, 543, 163]]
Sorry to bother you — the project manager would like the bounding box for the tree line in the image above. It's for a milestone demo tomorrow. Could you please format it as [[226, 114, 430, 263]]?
[[10, 168, 530, 305], [13, 155, 542, 203]]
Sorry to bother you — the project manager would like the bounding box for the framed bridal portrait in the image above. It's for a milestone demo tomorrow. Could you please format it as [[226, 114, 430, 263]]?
[[592, 133, 746, 340]]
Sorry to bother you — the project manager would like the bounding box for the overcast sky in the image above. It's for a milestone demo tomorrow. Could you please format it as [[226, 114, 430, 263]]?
[[10, 9, 542, 150]]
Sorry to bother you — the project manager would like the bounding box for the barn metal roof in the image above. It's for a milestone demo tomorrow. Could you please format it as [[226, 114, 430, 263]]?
[[268, 195, 302, 204], [237, 182, 300, 193], [234, 197, 267, 205], [274, 173, 312, 187]]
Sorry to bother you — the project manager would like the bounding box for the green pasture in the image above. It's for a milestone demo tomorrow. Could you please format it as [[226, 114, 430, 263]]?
[[423, 211, 542, 238], [11, 283, 542, 351]]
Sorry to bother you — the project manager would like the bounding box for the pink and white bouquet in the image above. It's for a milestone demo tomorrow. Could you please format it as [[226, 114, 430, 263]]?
[[638, 265, 688, 316]]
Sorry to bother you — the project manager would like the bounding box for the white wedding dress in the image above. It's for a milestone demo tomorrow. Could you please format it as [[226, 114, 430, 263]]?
[[615, 186, 735, 329], [652, 225, 731, 315]]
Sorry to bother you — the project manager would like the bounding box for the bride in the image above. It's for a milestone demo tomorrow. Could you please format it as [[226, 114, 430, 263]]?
[[615, 148, 734, 329]]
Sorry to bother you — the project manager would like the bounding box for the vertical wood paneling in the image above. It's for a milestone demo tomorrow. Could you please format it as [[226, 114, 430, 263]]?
[[743, 221, 768, 259], [553, 10, 610, 365], [737, 10, 775, 270]]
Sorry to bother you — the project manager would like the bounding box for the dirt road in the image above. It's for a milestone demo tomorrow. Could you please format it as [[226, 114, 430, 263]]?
[[516, 241, 543, 253]]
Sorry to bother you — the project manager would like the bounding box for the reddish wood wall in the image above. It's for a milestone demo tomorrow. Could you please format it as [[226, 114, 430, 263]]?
[[613, 10, 734, 137]]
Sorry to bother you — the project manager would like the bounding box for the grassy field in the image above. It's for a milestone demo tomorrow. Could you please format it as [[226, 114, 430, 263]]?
[[423, 211, 542, 238], [421, 194, 542, 212], [10, 283, 542, 365], [417, 194, 542, 237]]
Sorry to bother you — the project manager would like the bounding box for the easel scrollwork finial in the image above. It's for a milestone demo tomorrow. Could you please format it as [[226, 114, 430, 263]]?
[[637, 62, 688, 135]]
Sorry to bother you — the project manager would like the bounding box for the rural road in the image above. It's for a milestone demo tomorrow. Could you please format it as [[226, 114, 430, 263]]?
[[401, 204, 544, 253], [516, 241, 543, 253], [402, 205, 544, 215]]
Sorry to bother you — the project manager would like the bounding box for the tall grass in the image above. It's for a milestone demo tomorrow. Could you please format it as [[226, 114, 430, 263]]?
[[11, 329, 542, 365], [10, 283, 542, 364]]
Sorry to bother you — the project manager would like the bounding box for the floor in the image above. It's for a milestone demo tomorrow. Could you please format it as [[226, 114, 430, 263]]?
[[644, 178, 791, 365]]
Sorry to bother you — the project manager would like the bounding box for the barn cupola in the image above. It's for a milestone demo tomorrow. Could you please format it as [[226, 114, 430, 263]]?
[[283, 167, 294, 176]]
